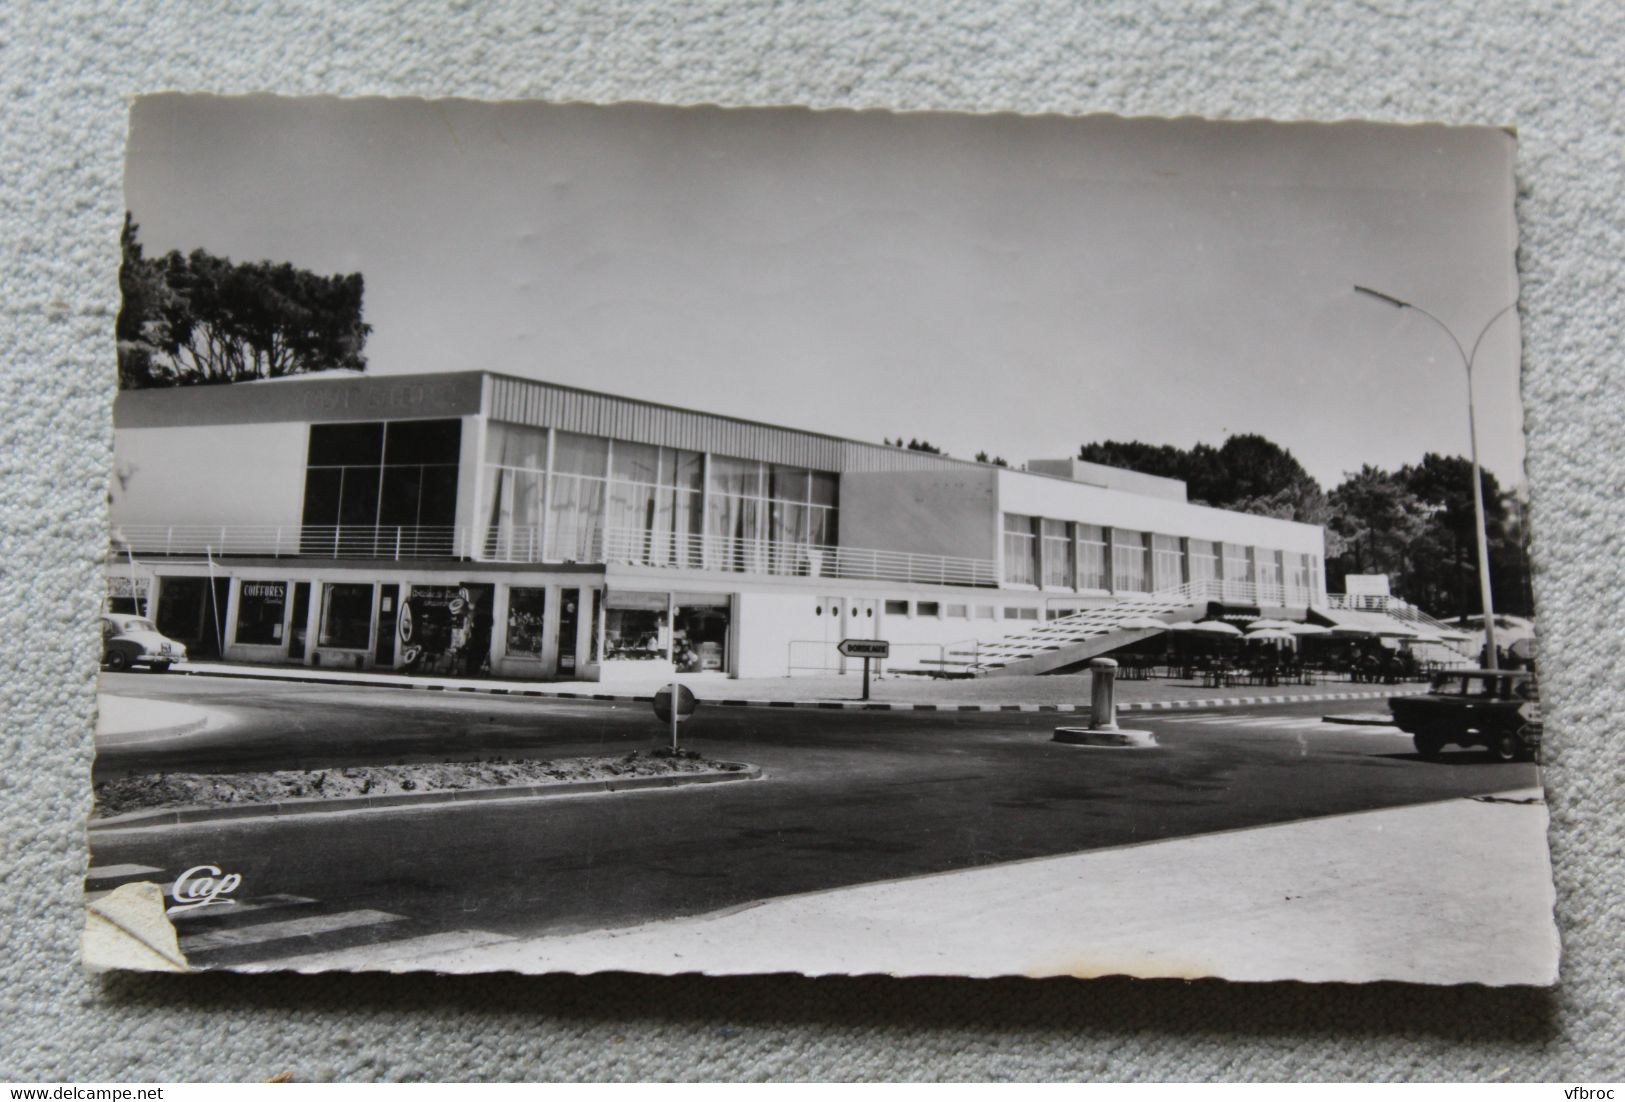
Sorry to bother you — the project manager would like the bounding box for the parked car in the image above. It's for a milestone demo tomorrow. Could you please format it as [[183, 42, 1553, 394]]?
[[101, 613, 187, 672], [1389, 669, 1540, 762]]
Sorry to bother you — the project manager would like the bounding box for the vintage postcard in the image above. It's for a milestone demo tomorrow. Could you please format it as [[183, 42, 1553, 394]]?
[[86, 96, 1557, 984]]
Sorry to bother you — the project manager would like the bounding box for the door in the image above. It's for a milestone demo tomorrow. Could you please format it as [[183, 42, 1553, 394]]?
[[556, 587, 581, 677], [287, 582, 311, 661], [375, 584, 400, 667]]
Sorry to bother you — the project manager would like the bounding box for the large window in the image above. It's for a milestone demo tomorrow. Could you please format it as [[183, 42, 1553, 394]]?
[[1041, 519, 1072, 588], [603, 590, 669, 662], [235, 580, 287, 646], [1283, 551, 1309, 601], [302, 420, 461, 555], [480, 426, 837, 575], [1075, 524, 1108, 591], [1111, 528, 1148, 592], [547, 432, 609, 562], [482, 423, 548, 559], [1254, 547, 1282, 592], [319, 583, 374, 649], [706, 457, 838, 574], [1221, 542, 1251, 586], [1151, 534, 1184, 591], [1003, 513, 1039, 586], [1188, 539, 1219, 585], [506, 587, 547, 658]]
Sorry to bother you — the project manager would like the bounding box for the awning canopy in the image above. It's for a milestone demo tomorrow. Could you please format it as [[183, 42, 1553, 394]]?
[[1313, 608, 1422, 638]]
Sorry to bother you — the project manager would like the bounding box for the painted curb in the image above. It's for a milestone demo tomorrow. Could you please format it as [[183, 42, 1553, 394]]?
[[90, 762, 763, 830], [175, 666, 1424, 714]]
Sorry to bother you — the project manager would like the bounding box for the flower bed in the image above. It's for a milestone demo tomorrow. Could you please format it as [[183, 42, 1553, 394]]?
[[94, 752, 746, 817]]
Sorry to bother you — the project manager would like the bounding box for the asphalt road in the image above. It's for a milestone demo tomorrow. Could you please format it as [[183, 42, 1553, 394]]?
[[89, 673, 1537, 968]]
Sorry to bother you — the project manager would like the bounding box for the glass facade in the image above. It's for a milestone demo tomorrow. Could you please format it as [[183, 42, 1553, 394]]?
[[302, 420, 461, 555], [479, 424, 837, 576]]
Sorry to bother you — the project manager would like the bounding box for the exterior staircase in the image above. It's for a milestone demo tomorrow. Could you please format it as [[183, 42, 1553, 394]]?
[[965, 585, 1211, 678]]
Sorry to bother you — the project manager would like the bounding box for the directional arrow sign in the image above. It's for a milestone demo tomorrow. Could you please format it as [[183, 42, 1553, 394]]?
[[837, 638, 890, 659]]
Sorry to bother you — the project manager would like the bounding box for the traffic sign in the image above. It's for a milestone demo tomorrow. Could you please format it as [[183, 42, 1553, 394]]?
[[654, 683, 699, 725], [837, 638, 890, 659]]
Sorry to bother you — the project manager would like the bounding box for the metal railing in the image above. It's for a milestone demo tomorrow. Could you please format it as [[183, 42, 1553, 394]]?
[[787, 639, 982, 677], [111, 524, 472, 560]]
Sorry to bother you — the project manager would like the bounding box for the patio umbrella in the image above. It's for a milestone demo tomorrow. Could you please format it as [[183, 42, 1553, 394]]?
[[1246, 618, 1296, 632], [1189, 620, 1243, 636], [1245, 628, 1296, 644]]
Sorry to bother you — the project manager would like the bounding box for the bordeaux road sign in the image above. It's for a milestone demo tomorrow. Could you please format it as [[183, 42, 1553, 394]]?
[[837, 638, 890, 659]]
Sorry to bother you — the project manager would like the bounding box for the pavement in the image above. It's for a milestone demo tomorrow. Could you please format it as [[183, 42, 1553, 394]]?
[[88, 677, 1555, 980], [158, 660, 1423, 712], [257, 787, 1560, 987]]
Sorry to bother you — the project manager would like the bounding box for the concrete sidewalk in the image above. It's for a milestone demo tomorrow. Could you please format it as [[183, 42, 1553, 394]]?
[[262, 789, 1559, 986], [163, 661, 1422, 713]]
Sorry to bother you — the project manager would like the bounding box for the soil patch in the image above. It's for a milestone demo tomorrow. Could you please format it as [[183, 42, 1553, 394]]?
[[94, 753, 746, 817]]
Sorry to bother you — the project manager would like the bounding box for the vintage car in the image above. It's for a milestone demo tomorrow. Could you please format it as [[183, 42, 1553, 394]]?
[[1389, 668, 1540, 762], [101, 612, 187, 671]]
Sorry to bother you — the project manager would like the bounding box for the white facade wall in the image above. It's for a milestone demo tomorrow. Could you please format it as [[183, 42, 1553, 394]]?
[[112, 422, 309, 531], [838, 468, 1000, 561], [995, 468, 1325, 559]]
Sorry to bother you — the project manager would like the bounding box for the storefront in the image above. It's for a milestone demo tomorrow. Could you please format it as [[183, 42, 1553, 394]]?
[[598, 588, 734, 681]]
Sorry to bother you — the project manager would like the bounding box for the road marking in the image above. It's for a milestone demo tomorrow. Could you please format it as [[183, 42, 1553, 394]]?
[[255, 928, 517, 971], [85, 863, 162, 881], [182, 909, 404, 953], [1159, 715, 1370, 731]]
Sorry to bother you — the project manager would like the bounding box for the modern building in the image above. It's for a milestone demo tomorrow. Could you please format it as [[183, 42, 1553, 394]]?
[[108, 370, 1331, 681]]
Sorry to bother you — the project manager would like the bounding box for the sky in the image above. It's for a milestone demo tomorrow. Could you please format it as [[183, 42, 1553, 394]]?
[[124, 96, 1526, 489]]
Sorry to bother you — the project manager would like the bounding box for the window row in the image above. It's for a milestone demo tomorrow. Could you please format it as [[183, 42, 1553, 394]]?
[[1001, 513, 1322, 598]]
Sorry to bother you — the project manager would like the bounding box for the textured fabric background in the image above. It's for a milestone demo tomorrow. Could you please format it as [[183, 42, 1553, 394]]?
[[3, 0, 1621, 1082]]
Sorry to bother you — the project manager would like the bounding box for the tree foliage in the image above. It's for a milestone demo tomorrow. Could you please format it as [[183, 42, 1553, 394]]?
[[118, 214, 371, 389], [1076, 432, 1533, 619]]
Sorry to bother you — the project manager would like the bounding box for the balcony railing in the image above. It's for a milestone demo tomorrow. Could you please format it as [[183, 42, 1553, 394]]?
[[111, 522, 1002, 588]]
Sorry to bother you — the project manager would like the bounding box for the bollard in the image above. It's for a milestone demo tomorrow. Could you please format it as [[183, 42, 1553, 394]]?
[[1089, 658, 1119, 731]]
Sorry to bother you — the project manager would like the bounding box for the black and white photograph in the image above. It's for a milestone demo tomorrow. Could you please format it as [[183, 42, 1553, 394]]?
[[85, 95, 1556, 985]]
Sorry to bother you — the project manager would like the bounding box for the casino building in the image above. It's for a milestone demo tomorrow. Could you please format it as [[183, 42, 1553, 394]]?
[[108, 370, 1332, 681]]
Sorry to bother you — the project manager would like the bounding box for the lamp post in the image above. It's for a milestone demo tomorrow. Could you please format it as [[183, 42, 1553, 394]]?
[[1354, 284, 1516, 670]]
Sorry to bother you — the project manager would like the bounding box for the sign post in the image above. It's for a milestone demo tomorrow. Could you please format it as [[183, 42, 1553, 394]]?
[[837, 638, 891, 701], [653, 681, 698, 752]]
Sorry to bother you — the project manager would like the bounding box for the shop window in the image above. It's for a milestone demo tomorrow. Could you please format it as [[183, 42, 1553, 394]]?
[[917, 601, 940, 617], [506, 587, 547, 658], [946, 604, 968, 618], [604, 590, 669, 662], [235, 581, 288, 646], [319, 583, 373, 649], [885, 600, 910, 615], [674, 596, 729, 673]]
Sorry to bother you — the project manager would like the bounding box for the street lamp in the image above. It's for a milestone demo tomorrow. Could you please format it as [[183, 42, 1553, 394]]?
[[1354, 284, 1517, 670]]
